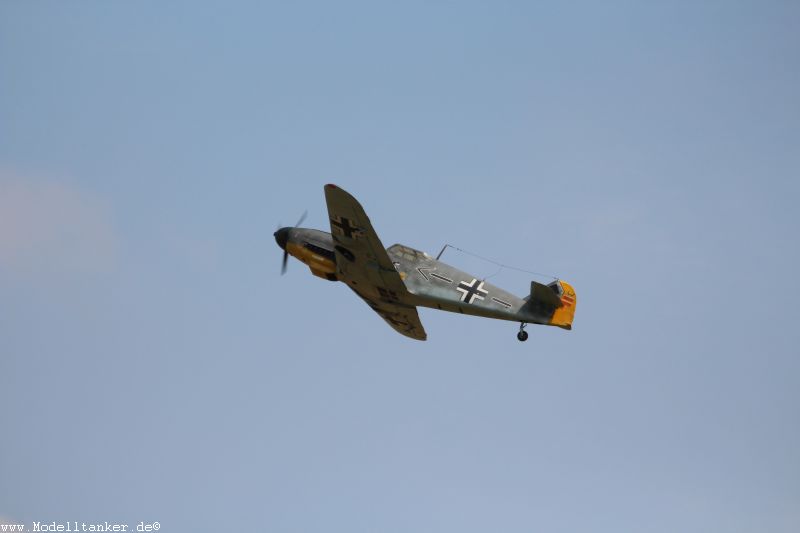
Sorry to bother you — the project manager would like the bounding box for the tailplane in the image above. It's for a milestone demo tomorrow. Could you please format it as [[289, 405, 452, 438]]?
[[524, 280, 577, 330]]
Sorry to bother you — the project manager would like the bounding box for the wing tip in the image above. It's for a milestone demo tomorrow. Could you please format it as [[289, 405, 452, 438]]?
[[325, 183, 358, 204]]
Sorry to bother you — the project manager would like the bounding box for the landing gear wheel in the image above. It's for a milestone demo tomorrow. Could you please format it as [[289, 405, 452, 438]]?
[[517, 322, 528, 342]]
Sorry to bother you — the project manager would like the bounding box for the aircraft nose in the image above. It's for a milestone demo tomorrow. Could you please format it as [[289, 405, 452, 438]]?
[[274, 227, 290, 250]]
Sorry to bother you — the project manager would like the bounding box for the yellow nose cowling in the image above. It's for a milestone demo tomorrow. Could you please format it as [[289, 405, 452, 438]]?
[[286, 241, 337, 280]]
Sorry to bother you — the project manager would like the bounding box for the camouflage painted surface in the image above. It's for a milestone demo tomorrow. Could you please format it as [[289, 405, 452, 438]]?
[[274, 184, 576, 340]]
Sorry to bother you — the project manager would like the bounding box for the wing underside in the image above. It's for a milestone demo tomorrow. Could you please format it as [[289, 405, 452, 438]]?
[[324, 184, 427, 341], [350, 288, 427, 340]]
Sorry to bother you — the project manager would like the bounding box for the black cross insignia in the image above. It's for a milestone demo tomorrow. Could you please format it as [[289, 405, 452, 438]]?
[[378, 287, 400, 302], [456, 278, 488, 304], [331, 216, 361, 239]]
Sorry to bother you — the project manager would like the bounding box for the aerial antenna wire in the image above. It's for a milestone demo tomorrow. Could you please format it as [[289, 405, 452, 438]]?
[[435, 244, 559, 281]]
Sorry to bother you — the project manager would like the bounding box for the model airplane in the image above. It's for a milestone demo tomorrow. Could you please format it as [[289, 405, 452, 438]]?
[[274, 184, 576, 341]]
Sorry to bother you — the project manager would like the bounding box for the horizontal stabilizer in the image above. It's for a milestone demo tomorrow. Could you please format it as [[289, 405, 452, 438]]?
[[530, 281, 563, 308]]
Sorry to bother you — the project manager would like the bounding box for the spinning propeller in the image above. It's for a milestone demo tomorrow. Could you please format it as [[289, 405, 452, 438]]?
[[274, 210, 307, 275]]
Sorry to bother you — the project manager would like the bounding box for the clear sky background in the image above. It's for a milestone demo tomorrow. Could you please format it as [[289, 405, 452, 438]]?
[[2, 2, 799, 532]]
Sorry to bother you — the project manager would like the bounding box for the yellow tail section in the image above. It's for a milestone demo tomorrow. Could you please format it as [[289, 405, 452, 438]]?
[[549, 280, 577, 330]]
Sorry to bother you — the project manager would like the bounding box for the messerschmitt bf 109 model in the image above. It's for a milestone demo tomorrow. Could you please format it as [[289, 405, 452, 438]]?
[[274, 185, 576, 341]]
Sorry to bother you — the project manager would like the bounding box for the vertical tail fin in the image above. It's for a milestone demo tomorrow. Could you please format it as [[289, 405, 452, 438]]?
[[548, 280, 576, 329], [524, 280, 577, 330]]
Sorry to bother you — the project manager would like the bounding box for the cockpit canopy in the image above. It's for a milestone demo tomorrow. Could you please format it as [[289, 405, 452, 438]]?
[[388, 244, 431, 262]]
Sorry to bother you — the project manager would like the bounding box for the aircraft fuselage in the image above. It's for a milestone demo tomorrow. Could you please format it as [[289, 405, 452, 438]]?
[[275, 227, 575, 329]]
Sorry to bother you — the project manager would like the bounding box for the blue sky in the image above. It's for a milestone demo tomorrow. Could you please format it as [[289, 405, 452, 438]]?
[[2, 2, 799, 531]]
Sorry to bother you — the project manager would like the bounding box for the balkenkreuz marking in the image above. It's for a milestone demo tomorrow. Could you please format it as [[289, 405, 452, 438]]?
[[456, 278, 488, 304], [377, 287, 400, 302], [330, 215, 363, 239]]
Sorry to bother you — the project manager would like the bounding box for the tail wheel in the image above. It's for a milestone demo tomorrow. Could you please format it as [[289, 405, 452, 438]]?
[[517, 330, 528, 342]]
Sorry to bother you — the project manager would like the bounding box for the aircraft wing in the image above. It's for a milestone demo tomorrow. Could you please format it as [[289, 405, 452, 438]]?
[[324, 184, 427, 341], [349, 287, 427, 341]]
